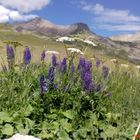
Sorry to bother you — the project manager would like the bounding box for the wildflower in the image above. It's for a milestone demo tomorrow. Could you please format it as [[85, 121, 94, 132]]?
[[102, 66, 109, 79], [6, 46, 15, 68], [88, 83, 94, 92], [96, 59, 101, 67], [59, 58, 67, 73], [83, 72, 92, 91], [40, 75, 47, 95], [48, 66, 55, 83], [52, 54, 57, 66], [53, 83, 57, 90], [23, 47, 31, 65], [110, 59, 118, 64], [78, 57, 85, 69], [56, 37, 75, 42], [84, 60, 92, 72], [41, 50, 46, 61], [84, 40, 96, 46], [6, 46, 14, 60], [45, 51, 59, 55], [120, 64, 129, 68], [67, 48, 84, 55]]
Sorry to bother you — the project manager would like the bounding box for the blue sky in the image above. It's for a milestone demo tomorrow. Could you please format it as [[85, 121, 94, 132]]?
[[0, 0, 140, 36]]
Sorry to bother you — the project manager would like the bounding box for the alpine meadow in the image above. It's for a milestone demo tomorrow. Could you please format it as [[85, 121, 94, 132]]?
[[0, 0, 140, 140]]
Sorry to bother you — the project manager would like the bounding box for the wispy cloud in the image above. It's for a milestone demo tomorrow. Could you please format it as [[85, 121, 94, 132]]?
[[80, 1, 140, 32], [0, 0, 51, 13], [0, 5, 37, 23], [0, 0, 52, 23]]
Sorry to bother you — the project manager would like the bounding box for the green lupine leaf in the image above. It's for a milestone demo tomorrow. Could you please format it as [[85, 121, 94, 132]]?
[[2, 124, 14, 136], [0, 112, 12, 123]]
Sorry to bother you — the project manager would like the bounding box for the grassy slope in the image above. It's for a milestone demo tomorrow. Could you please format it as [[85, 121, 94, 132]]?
[[0, 24, 137, 70]]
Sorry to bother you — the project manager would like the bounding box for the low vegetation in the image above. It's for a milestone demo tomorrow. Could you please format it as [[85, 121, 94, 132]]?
[[0, 44, 140, 140]]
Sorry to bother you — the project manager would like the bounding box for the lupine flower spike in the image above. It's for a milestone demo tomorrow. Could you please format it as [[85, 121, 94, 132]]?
[[59, 58, 67, 73], [40, 75, 47, 95], [23, 47, 31, 65], [52, 54, 57, 67], [41, 50, 46, 62], [6, 45, 15, 69]]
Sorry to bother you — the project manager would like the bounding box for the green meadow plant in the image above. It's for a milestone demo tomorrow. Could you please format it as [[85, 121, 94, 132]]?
[[0, 45, 140, 139]]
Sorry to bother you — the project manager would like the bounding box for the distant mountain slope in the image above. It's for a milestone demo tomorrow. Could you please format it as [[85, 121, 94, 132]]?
[[0, 17, 140, 64], [12, 17, 124, 49], [13, 17, 92, 36], [110, 32, 140, 42]]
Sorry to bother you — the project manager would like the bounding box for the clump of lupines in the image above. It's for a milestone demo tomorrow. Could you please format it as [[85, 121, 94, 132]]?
[[48, 66, 55, 83], [6, 46, 14, 60], [40, 75, 47, 95], [52, 54, 57, 67], [6, 46, 15, 68], [47, 66, 58, 90], [78, 58, 94, 92], [102, 66, 109, 79], [23, 47, 31, 65], [59, 58, 67, 73], [41, 50, 46, 62], [78, 57, 85, 69]]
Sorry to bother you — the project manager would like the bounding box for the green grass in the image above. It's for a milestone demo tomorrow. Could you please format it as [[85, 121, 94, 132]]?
[[0, 45, 140, 139], [0, 30, 140, 139]]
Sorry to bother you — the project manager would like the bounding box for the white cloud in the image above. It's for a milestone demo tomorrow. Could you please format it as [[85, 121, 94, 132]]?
[[0, 15, 9, 23], [80, 2, 140, 32], [0, 5, 37, 23], [0, 0, 51, 13]]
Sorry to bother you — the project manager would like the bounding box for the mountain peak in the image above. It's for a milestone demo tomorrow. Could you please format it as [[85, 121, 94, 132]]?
[[13, 17, 91, 36], [30, 17, 42, 23], [72, 23, 90, 31]]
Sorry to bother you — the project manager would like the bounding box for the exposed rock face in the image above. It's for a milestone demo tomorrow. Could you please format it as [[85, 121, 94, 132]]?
[[13, 17, 91, 36]]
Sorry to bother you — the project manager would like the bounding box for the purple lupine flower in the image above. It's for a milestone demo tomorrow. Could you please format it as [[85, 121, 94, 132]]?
[[41, 50, 46, 61], [59, 58, 67, 73], [102, 66, 109, 79], [6, 46, 14, 60], [80, 60, 92, 82], [78, 58, 94, 92], [96, 59, 101, 67], [53, 83, 57, 90], [48, 66, 55, 83], [83, 72, 92, 91], [88, 83, 94, 92], [78, 57, 85, 69], [84, 60, 92, 72], [40, 75, 47, 95], [23, 47, 31, 65], [52, 54, 57, 66]]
